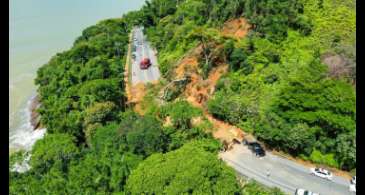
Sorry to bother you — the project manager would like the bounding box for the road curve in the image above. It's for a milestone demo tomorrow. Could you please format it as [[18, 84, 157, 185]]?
[[130, 26, 160, 85], [219, 144, 354, 195]]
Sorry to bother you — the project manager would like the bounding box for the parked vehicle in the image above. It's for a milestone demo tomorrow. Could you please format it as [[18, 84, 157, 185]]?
[[295, 188, 319, 195], [140, 58, 151, 69], [310, 168, 333, 180], [247, 142, 265, 157], [349, 176, 356, 192], [349, 183, 356, 192], [350, 176, 356, 185]]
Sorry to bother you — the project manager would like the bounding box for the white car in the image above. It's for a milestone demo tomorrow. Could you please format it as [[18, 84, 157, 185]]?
[[295, 188, 320, 195], [350, 176, 356, 185], [349, 183, 356, 192], [310, 168, 333, 180]]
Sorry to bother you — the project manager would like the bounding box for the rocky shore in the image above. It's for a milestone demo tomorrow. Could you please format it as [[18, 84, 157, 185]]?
[[29, 95, 41, 130]]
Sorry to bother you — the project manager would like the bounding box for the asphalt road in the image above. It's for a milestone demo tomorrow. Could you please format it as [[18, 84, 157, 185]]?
[[130, 26, 160, 85], [219, 144, 354, 195]]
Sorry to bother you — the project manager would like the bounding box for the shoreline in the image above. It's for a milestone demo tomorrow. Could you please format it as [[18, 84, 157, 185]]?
[[29, 95, 41, 130], [9, 94, 46, 154]]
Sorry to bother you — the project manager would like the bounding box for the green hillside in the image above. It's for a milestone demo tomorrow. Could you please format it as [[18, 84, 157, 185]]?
[[10, 0, 355, 194]]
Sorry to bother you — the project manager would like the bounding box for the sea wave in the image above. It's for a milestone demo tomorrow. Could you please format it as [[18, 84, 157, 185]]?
[[9, 95, 46, 151]]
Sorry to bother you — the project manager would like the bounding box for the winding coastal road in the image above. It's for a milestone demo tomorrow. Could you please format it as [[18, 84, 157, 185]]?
[[130, 26, 160, 85], [219, 144, 354, 195]]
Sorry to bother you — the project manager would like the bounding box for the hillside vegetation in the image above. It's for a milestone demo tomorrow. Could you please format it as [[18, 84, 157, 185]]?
[[10, 0, 355, 194], [136, 0, 356, 171]]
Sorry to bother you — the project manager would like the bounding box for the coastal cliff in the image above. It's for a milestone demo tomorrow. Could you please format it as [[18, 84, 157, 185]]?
[[29, 95, 41, 130]]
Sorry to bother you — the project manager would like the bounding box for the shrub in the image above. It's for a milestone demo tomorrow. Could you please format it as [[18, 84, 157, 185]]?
[[309, 149, 339, 168]]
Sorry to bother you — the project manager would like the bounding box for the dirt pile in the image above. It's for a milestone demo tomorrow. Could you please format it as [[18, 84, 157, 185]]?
[[168, 32, 246, 143], [173, 46, 202, 79], [209, 114, 244, 143], [172, 51, 244, 142], [184, 65, 228, 108], [128, 83, 147, 114], [221, 18, 252, 39], [175, 56, 199, 78]]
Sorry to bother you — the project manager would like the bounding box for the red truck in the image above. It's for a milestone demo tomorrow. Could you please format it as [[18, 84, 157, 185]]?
[[140, 58, 151, 69]]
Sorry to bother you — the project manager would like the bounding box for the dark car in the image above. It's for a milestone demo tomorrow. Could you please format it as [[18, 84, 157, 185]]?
[[247, 142, 265, 157]]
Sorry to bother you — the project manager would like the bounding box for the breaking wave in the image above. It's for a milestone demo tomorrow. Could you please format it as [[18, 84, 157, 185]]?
[[9, 95, 46, 151]]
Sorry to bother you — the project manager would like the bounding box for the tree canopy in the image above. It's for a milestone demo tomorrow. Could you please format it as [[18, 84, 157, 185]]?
[[10, 0, 355, 193], [126, 139, 241, 194]]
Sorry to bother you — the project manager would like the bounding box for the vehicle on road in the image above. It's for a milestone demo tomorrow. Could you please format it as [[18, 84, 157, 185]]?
[[349, 183, 356, 192], [349, 176, 356, 193], [310, 168, 333, 180], [140, 58, 151, 69], [132, 53, 136, 59], [295, 188, 320, 195], [247, 142, 265, 157], [350, 176, 356, 184]]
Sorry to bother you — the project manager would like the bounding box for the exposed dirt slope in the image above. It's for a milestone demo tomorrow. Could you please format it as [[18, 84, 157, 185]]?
[[184, 65, 245, 143], [129, 83, 147, 114], [170, 43, 245, 142], [222, 18, 252, 39], [166, 19, 253, 143], [174, 46, 202, 78]]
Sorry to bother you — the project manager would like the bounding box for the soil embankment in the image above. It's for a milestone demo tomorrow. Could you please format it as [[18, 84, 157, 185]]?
[[170, 42, 245, 142], [221, 18, 252, 39], [160, 18, 253, 143]]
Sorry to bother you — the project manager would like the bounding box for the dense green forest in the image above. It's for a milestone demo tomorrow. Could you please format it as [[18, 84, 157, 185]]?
[[206, 0, 356, 171], [10, 0, 355, 194], [126, 0, 355, 170]]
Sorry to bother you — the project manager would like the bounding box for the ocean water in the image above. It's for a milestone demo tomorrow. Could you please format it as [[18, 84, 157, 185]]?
[[9, 0, 145, 151]]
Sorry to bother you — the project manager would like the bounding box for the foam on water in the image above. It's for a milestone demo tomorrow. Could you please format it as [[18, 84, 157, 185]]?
[[9, 95, 46, 173], [9, 95, 46, 151]]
